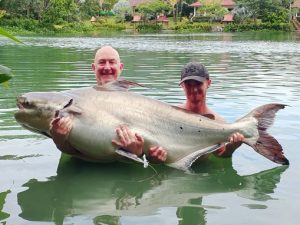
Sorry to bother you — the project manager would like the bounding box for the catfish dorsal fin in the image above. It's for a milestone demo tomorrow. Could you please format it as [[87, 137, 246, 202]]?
[[56, 98, 82, 118], [167, 144, 221, 171], [94, 78, 144, 92], [202, 113, 215, 120]]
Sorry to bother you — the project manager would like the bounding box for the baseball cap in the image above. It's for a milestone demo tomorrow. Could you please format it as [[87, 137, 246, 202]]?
[[179, 62, 209, 85]]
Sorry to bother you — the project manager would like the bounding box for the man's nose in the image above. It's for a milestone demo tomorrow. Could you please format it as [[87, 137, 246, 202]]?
[[103, 61, 111, 70], [191, 86, 199, 93]]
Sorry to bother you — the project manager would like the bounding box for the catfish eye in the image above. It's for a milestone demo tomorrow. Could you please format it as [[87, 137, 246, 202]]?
[[23, 100, 33, 108]]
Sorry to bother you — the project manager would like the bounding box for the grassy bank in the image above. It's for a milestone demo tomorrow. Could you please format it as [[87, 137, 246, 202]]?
[[0, 17, 295, 36]]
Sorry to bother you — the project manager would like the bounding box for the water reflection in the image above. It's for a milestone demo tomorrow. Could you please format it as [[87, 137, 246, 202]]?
[[0, 190, 10, 221], [17, 156, 287, 225]]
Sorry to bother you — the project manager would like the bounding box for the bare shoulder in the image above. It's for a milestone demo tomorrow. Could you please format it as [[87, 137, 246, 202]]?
[[206, 108, 226, 123]]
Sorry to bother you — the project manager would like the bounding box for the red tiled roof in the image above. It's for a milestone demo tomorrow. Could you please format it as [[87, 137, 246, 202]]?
[[221, 0, 235, 7], [129, 0, 152, 7], [222, 14, 234, 22], [292, 0, 300, 8], [189, 2, 202, 7]]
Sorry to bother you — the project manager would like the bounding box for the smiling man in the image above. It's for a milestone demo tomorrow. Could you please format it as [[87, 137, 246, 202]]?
[[49, 46, 166, 162], [92, 46, 124, 85]]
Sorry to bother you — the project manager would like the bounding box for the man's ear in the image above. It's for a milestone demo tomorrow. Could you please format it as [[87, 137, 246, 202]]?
[[207, 79, 212, 87], [120, 63, 124, 71], [91, 63, 96, 71]]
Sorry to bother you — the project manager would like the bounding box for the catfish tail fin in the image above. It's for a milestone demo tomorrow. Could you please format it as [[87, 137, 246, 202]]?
[[240, 104, 289, 165]]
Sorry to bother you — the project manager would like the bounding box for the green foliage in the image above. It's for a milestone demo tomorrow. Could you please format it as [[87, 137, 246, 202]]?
[[224, 22, 293, 32], [0, 65, 13, 84], [0, 190, 11, 220], [78, 0, 101, 19], [231, 4, 253, 23], [262, 8, 289, 23], [53, 20, 125, 33], [0, 0, 106, 22], [173, 22, 212, 32], [0, 0, 49, 20], [192, 16, 211, 22], [112, 0, 132, 22], [99, 10, 115, 16], [0, 9, 6, 18], [137, 0, 172, 16], [136, 24, 162, 33], [100, 0, 118, 10], [198, 1, 228, 22], [94, 21, 126, 30], [234, 0, 290, 23], [0, 18, 39, 31], [0, 26, 24, 43], [42, 0, 79, 25]]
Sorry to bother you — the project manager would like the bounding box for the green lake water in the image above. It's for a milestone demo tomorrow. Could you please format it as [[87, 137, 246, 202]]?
[[0, 32, 300, 225]]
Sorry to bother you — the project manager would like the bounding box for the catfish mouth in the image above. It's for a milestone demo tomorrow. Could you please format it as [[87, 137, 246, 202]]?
[[16, 96, 34, 111], [16, 102, 25, 110]]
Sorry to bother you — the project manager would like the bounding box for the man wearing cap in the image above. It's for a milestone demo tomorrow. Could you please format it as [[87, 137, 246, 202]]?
[[147, 62, 244, 161], [178, 62, 244, 157]]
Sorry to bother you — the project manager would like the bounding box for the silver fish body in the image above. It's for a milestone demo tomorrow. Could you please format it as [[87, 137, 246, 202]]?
[[15, 81, 289, 170]]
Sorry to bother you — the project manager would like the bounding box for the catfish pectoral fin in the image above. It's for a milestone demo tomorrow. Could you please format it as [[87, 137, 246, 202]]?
[[115, 149, 144, 164], [167, 144, 222, 171]]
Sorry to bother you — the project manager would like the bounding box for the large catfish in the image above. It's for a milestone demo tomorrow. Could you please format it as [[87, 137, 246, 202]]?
[[15, 80, 289, 171]]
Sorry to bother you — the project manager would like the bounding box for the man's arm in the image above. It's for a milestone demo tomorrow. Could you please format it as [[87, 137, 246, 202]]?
[[214, 132, 244, 157], [49, 116, 79, 155]]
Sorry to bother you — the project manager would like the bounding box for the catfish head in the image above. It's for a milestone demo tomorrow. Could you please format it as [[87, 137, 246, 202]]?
[[14, 92, 73, 137]]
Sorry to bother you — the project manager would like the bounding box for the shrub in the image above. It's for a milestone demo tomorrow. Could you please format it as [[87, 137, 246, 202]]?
[[136, 24, 162, 33], [223, 23, 293, 32], [0, 18, 39, 31], [192, 16, 211, 22], [173, 22, 212, 32]]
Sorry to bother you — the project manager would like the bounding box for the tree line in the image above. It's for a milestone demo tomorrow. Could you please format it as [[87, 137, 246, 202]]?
[[0, 0, 296, 33], [0, 0, 119, 24]]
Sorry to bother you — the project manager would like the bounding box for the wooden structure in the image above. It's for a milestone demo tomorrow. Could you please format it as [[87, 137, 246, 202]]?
[[291, 18, 300, 31], [292, 0, 300, 8], [222, 14, 234, 23], [156, 15, 169, 25], [292, 0, 300, 18], [132, 15, 142, 23], [90, 16, 97, 23], [189, 2, 202, 21], [221, 0, 235, 10]]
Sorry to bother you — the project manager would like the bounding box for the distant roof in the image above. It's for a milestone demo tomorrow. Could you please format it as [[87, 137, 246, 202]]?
[[189, 1, 235, 8], [222, 14, 234, 22], [221, 0, 235, 8], [129, 0, 152, 7], [189, 2, 202, 7], [292, 0, 300, 8]]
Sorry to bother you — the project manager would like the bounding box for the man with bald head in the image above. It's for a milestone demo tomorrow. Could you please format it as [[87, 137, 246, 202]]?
[[92, 46, 124, 85], [50, 46, 167, 163]]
